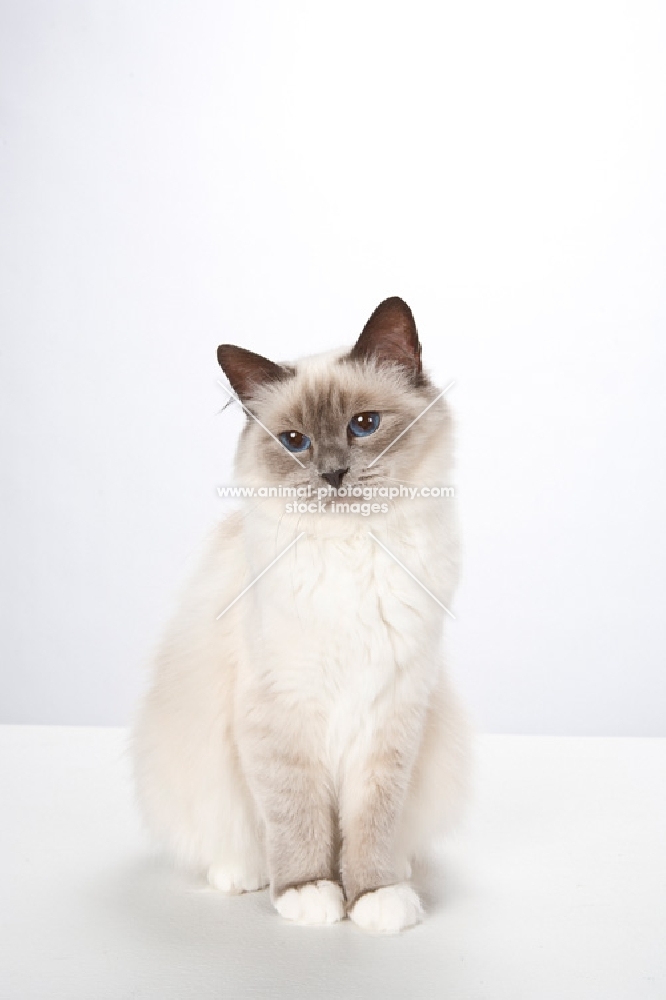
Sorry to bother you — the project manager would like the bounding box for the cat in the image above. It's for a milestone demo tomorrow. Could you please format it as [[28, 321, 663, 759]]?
[[131, 296, 469, 933]]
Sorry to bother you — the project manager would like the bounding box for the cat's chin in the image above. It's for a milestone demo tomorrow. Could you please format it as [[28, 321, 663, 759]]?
[[245, 497, 396, 537], [280, 510, 393, 538]]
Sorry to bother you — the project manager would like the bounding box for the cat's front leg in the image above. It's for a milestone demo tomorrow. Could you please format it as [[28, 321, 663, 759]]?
[[339, 706, 425, 934], [238, 709, 344, 926]]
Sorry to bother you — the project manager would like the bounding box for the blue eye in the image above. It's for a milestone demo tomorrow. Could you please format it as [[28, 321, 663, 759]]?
[[349, 411, 381, 437], [278, 430, 311, 452]]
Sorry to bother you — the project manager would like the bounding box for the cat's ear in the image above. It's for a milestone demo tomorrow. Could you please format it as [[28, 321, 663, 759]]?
[[350, 297, 422, 379], [217, 345, 292, 402]]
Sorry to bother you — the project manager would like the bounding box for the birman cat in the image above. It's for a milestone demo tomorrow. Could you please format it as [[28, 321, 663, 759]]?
[[132, 297, 469, 933]]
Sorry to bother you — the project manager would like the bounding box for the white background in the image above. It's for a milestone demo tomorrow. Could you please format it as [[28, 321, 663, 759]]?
[[1, 0, 664, 735]]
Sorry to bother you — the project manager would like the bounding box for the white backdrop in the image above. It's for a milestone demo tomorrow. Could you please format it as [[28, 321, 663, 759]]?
[[1, 0, 665, 734]]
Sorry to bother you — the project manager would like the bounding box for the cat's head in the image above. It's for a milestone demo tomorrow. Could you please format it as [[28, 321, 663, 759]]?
[[217, 297, 451, 509]]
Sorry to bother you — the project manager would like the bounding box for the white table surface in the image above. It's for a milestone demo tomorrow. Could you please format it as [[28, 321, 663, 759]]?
[[0, 726, 664, 1000]]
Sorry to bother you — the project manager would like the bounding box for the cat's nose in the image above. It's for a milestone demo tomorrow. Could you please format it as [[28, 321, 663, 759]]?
[[321, 467, 349, 489]]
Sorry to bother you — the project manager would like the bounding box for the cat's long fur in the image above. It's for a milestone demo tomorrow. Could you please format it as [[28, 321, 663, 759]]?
[[132, 298, 470, 932]]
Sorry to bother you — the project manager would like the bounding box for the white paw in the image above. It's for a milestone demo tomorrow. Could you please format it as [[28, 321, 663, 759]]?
[[274, 880, 345, 925], [207, 864, 268, 894], [349, 883, 423, 934]]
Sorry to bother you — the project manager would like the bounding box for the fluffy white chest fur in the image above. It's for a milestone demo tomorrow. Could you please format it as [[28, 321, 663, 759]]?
[[132, 297, 469, 934], [245, 515, 444, 781]]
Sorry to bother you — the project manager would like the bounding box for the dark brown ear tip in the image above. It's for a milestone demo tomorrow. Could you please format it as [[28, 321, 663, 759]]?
[[370, 298, 418, 338], [349, 295, 422, 376], [380, 295, 412, 309], [217, 344, 235, 367], [374, 296, 414, 316]]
